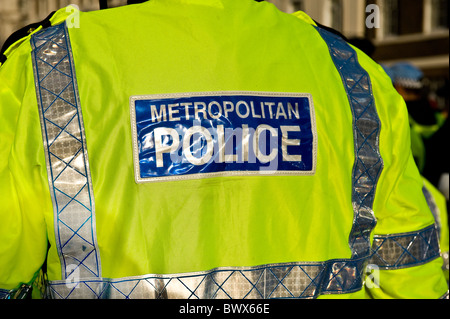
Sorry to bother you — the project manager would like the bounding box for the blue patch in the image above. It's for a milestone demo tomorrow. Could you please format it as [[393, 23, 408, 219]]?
[[130, 92, 316, 182]]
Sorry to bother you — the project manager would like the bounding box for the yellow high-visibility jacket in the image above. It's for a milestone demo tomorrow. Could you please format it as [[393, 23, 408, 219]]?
[[0, 0, 448, 299]]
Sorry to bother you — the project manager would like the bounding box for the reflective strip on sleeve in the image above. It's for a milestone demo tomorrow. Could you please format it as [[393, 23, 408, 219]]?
[[422, 184, 449, 273], [422, 184, 443, 240], [315, 26, 382, 259], [369, 225, 441, 269], [31, 22, 102, 280]]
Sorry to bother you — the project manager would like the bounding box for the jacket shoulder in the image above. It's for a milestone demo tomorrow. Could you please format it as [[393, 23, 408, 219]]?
[[0, 11, 55, 65]]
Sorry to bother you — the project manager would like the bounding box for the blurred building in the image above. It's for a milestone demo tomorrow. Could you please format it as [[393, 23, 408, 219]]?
[[369, 0, 448, 111], [268, 0, 368, 38], [268, 0, 449, 110]]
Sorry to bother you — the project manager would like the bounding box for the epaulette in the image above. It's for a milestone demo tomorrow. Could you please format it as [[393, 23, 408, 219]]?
[[0, 11, 56, 65], [313, 19, 349, 42]]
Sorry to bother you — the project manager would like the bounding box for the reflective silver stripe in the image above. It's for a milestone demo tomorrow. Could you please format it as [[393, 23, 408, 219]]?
[[441, 291, 449, 299], [31, 23, 101, 280], [422, 184, 449, 272], [442, 251, 449, 274], [46, 260, 367, 299], [369, 225, 441, 269], [423, 184, 442, 238], [315, 27, 382, 259]]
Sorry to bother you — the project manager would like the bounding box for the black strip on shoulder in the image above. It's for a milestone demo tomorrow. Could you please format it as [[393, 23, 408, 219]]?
[[313, 19, 349, 42], [127, 0, 149, 4], [0, 11, 56, 65]]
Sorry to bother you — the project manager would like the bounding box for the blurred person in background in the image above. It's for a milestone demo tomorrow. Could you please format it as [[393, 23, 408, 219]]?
[[384, 62, 449, 282]]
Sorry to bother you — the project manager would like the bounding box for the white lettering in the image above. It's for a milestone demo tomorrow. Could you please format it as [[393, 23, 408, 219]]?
[[223, 101, 234, 118], [259, 102, 266, 118], [287, 103, 300, 119], [276, 102, 288, 120], [265, 102, 275, 119], [154, 127, 179, 167], [281, 126, 302, 162], [208, 101, 222, 120], [250, 101, 261, 118], [151, 104, 167, 122], [216, 125, 226, 163], [181, 102, 192, 120], [179, 303, 214, 316], [224, 127, 238, 163], [194, 102, 207, 120], [183, 126, 214, 166], [253, 124, 278, 164], [235, 101, 250, 119], [148, 123, 306, 168], [241, 124, 250, 162], [168, 103, 180, 121]]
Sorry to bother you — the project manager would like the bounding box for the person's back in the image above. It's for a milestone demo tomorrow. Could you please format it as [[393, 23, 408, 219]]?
[[0, 0, 447, 299]]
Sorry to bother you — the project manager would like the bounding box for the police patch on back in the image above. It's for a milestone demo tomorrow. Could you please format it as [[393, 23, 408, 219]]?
[[130, 92, 317, 183]]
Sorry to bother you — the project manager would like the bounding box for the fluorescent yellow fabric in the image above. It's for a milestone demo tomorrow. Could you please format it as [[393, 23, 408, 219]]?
[[365, 258, 447, 299], [351, 49, 434, 236], [0, 37, 49, 291], [0, 0, 447, 299], [69, 0, 355, 279]]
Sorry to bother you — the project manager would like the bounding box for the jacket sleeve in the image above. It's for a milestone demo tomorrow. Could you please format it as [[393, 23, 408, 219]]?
[[422, 177, 449, 282], [358, 52, 449, 299], [0, 38, 51, 298], [289, 11, 448, 298]]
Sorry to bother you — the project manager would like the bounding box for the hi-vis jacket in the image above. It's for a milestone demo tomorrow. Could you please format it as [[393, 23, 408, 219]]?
[[0, 0, 448, 299]]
